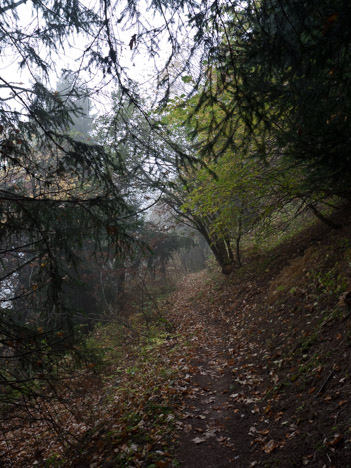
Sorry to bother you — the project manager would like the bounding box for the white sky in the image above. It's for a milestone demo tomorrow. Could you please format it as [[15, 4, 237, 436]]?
[[0, 0, 196, 115]]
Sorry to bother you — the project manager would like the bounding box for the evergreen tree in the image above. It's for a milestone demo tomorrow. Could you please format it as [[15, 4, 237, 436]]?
[[0, 1, 138, 406], [188, 0, 351, 196], [56, 72, 93, 138]]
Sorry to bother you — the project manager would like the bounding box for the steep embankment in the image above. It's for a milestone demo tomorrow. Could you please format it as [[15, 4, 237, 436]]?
[[169, 206, 351, 467]]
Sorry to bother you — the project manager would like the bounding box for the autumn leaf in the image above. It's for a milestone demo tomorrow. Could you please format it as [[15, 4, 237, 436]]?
[[192, 437, 206, 444], [156, 461, 168, 468], [262, 439, 277, 453], [326, 433, 344, 447], [264, 403, 272, 414], [258, 429, 270, 436], [338, 400, 348, 407]]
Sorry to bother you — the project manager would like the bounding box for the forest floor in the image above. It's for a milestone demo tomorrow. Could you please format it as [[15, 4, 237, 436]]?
[[2, 205, 351, 467], [168, 205, 351, 468]]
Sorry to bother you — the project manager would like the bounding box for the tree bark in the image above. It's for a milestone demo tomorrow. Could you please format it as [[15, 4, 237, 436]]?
[[307, 203, 342, 229], [236, 214, 243, 268], [195, 220, 235, 274]]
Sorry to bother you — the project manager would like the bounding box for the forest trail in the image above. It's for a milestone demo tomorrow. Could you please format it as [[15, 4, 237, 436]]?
[[169, 271, 260, 468], [3, 209, 351, 467], [166, 208, 351, 468]]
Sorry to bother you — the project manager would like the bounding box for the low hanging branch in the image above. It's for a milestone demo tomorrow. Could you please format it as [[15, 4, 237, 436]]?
[[307, 203, 342, 230]]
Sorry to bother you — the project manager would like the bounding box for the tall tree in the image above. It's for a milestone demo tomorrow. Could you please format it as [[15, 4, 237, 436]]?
[[186, 0, 351, 197], [95, 91, 240, 273], [0, 1, 140, 409], [56, 72, 94, 138]]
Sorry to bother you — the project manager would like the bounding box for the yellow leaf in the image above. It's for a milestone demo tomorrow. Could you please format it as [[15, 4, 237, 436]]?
[[264, 403, 271, 414], [262, 439, 277, 453]]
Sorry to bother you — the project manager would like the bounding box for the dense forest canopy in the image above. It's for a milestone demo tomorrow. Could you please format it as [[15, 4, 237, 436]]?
[[0, 0, 350, 439]]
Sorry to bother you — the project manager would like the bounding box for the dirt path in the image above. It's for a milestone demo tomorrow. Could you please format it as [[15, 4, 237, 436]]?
[[166, 212, 351, 468], [169, 272, 261, 468]]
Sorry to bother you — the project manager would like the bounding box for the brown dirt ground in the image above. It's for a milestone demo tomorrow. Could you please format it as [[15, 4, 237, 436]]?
[[168, 205, 351, 468]]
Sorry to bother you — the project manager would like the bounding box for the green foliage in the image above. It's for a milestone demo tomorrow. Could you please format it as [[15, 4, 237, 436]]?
[[163, 83, 334, 270], [312, 270, 348, 295], [188, 0, 351, 196]]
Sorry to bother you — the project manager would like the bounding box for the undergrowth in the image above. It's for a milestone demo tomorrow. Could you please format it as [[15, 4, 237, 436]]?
[[64, 309, 187, 467]]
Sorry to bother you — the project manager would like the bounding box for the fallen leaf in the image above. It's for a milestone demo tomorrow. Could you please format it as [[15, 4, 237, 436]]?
[[258, 429, 270, 435], [192, 437, 206, 444], [262, 439, 277, 453], [248, 426, 257, 436], [327, 433, 344, 447], [264, 403, 272, 414], [156, 461, 168, 468], [302, 454, 313, 465], [338, 400, 348, 407]]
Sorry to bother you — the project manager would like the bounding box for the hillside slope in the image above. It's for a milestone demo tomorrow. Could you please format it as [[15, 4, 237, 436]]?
[[169, 205, 351, 467]]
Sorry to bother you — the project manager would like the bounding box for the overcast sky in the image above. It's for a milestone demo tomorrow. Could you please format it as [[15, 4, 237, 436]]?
[[0, 0, 196, 115]]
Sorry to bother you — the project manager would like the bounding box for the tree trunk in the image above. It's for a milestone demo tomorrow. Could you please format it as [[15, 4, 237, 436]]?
[[116, 263, 126, 309], [236, 214, 243, 268], [196, 220, 235, 274], [307, 203, 342, 229]]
